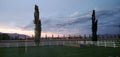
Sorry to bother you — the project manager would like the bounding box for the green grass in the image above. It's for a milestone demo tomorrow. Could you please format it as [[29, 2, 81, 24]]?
[[0, 46, 120, 57]]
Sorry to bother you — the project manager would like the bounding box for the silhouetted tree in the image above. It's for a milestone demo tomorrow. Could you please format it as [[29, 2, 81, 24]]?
[[91, 10, 98, 41], [58, 35, 59, 38], [45, 34, 47, 38], [68, 34, 71, 39], [0, 34, 2, 41], [34, 5, 41, 46], [15, 35, 19, 40], [63, 35, 65, 38], [0, 33, 10, 40], [52, 34, 54, 38]]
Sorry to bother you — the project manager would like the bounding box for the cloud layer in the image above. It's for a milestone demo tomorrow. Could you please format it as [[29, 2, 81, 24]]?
[[24, 8, 120, 36]]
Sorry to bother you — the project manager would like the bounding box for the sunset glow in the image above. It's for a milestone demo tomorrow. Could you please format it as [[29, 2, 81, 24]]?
[[0, 26, 63, 37], [0, 0, 120, 37]]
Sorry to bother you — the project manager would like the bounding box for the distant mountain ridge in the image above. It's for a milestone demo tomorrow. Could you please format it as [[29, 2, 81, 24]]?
[[0, 32, 31, 39]]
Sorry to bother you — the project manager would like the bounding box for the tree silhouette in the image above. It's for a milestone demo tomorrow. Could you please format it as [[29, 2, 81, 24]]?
[[91, 10, 98, 41], [34, 5, 41, 46], [0, 33, 10, 40]]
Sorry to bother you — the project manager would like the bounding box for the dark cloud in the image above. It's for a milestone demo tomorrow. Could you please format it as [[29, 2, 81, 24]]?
[[24, 8, 120, 35]]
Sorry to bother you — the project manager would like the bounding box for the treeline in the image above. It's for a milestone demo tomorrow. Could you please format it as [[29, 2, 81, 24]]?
[[0, 33, 10, 40], [0, 33, 21, 40], [41, 34, 120, 40]]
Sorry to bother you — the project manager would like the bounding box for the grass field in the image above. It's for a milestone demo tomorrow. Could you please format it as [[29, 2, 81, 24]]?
[[0, 46, 120, 57]]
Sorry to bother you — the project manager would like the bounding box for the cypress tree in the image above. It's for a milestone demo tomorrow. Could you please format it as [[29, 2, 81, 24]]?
[[91, 10, 98, 41], [34, 5, 41, 46]]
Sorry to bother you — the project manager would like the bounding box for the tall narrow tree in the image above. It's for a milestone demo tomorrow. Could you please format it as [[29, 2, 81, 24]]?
[[91, 10, 98, 41], [34, 5, 41, 46]]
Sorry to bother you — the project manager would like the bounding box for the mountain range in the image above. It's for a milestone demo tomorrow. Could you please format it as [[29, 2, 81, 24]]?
[[0, 32, 31, 39]]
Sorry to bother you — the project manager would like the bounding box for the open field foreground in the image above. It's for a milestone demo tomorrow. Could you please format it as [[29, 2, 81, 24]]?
[[0, 46, 120, 57]]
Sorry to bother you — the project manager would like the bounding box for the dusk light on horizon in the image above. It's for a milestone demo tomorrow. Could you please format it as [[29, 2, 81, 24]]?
[[0, 0, 120, 37], [0, 0, 120, 57]]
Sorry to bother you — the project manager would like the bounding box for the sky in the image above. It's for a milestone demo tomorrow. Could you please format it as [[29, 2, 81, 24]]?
[[0, 0, 120, 37]]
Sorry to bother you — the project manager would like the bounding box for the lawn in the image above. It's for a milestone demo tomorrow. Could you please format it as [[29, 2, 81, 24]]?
[[0, 46, 120, 57]]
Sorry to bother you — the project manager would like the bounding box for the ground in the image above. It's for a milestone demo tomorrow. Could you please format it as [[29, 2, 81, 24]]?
[[0, 46, 120, 57]]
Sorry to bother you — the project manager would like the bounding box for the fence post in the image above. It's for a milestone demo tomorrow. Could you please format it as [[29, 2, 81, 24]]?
[[97, 41, 99, 46], [105, 41, 106, 47], [25, 37, 27, 53], [17, 42, 18, 48], [49, 40, 51, 46], [75, 40, 76, 44], [113, 42, 116, 48], [7, 43, 9, 48], [34, 42, 36, 46], [62, 41, 64, 45]]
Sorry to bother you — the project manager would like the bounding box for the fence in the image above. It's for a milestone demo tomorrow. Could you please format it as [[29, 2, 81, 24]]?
[[0, 40, 119, 48]]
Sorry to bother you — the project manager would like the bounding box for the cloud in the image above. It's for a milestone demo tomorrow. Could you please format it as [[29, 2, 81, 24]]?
[[24, 8, 120, 35], [68, 11, 81, 18]]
